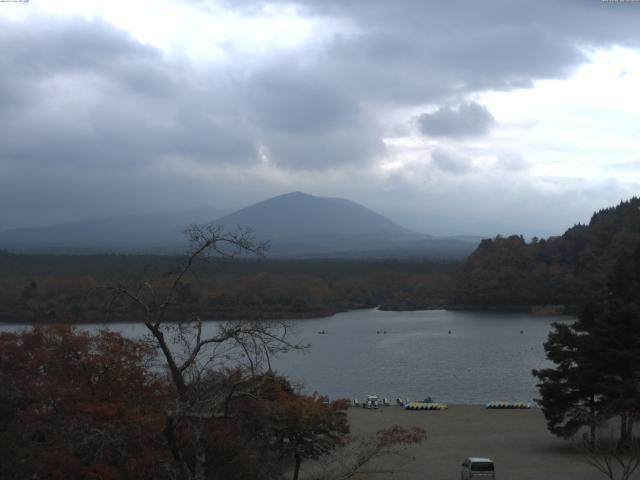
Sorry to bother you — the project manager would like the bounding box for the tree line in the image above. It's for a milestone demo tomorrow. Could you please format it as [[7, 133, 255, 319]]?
[[0, 252, 457, 324], [455, 197, 640, 311]]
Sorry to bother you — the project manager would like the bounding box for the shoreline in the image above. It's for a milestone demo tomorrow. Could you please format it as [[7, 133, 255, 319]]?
[[0, 304, 574, 326]]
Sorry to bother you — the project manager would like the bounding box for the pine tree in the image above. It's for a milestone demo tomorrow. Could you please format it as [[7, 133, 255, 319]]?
[[588, 246, 640, 444], [534, 245, 640, 445], [533, 318, 604, 444]]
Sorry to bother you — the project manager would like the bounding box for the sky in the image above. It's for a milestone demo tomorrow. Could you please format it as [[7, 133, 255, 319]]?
[[1, 0, 640, 237]]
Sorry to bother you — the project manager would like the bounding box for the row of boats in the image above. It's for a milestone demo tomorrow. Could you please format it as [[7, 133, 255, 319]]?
[[485, 401, 532, 409], [353, 396, 533, 410]]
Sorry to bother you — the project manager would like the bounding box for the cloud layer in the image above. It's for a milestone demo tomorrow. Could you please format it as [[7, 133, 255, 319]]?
[[1, 1, 640, 235]]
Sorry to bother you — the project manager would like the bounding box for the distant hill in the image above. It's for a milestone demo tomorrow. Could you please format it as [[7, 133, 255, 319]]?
[[0, 208, 225, 254], [0, 192, 480, 259], [213, 192, 416, 240], [212, 192, 477, 259], [454, 197, 640, 310]]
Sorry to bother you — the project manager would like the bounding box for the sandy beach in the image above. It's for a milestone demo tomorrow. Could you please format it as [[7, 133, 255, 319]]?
[[342, 405, 618, 480]]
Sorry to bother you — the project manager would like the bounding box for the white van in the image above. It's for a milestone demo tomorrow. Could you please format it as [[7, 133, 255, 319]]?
[[461, 457, 495, 479]]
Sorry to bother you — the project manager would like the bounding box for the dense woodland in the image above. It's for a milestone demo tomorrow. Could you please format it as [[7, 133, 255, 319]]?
[[0, 255, 457, 323], [454, 197, 640, 312]]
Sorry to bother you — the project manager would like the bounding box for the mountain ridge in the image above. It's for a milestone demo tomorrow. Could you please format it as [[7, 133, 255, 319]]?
[[0, 192, 479, 259], [211, 192, 420, 240], [0, 208, 225, 252]]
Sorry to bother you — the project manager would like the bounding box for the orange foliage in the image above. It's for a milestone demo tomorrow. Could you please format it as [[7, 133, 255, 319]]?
[[0, 325, 168, 480]]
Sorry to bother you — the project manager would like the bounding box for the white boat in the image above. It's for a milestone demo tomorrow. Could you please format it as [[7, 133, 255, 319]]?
[[365, 395, 380, 409]]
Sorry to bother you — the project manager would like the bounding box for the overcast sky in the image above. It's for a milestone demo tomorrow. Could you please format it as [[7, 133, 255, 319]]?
[[1, 0, 640, 236]]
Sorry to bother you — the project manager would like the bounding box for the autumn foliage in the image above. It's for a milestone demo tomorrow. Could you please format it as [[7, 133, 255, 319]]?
[[0, 325, 168, 479], [0, 327, 415, 480]]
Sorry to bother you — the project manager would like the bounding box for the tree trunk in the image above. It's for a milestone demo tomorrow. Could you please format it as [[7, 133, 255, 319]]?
[[620, 414, 630, 448], [590, 420, 597, 448], [589, 398, 597, 448], [292, 453, 302, 480], [191, 417, 207, 480], [164, 401, 208, 480], [165, 415, 193, 480]]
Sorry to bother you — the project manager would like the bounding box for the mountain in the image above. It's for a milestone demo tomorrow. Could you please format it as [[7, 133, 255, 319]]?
[[454, 197, 640, 310], [0, 192, 480, 259], [0, 208, 225, 253], [213, 192, 415, 239], [211, 192, 476, 258]]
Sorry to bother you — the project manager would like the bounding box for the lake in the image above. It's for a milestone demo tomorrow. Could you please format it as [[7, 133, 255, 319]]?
[[0, 308, 572, 404]]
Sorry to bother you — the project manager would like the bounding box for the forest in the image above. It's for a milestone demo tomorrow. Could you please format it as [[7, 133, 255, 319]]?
[[454, 197, 640, 312], [0, 253, 457, 323]]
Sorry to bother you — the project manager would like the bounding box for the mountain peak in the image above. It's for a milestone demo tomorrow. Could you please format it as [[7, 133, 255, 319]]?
[[267, 191, 341, 203], [278, 191, 315, 199], [213, 192, 413, 242]]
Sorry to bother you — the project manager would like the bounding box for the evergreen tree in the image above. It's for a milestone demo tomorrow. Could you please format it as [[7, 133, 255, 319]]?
[[533, 318, 604, 444], [534, 245, 640, 445], [588, 245, 640, 444]]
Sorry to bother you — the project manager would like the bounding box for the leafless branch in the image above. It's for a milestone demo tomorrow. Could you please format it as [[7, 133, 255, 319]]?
[[579, 428, 640, 480], [307, 426, 426, 480], [104, 223, 300, 480]]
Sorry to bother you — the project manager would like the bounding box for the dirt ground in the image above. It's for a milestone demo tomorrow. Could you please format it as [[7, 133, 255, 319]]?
[[337, 405, 632, 480]]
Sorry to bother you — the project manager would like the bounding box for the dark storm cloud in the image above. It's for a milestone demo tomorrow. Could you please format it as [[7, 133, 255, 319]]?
[[227, 0, 640, 103], [261, 124, 384, 170], [0, 18, 173, 103], [240, 63, 383, 168], [0, 14, 383, 174], [249, 67, 359, 135], [271, 1, 640, 116], [0, 12, 383, 227], [244, 63, 383, 168], [0, 17, 260, 169], [3, 0, 640, 229], [417, 102, 495, 138], [0, 15, 268, 228]]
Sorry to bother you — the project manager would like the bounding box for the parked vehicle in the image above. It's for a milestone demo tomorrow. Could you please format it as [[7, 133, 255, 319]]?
[[461, 457, 495, 479]]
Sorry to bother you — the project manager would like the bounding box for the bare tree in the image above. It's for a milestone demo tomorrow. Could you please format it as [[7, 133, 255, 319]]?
[[308, 426, 427, 480], [580, 427, 640, 480], [108, 224, 300, 480]]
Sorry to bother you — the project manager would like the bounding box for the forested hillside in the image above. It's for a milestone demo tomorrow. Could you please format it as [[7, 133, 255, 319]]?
[[454, 197, 640, 310]]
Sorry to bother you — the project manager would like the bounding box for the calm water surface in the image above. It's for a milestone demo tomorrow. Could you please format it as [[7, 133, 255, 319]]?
[[272, 308, 571, 404], [1, 309, 572, 404]]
